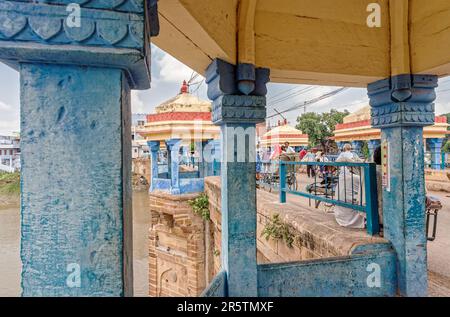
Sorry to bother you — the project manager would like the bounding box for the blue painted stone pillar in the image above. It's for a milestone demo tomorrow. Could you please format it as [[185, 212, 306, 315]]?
[[212, 140, 222, 176], [0, 1, 158, 296], [427, 138, 444, 170], [206, 59, 269, 297], [148, 141, 160, 192], [195, 140, 206, 178], [368, 139, 381, 161], [166, 139, 182, 195], [203, 139, 215, 177], [368, 74, 438, 297]]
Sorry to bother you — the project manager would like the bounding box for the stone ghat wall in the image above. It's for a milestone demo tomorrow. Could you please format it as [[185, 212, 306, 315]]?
[[132, 157, 150, 183], [148, 177, 388, 296], [148, 191, 207, 297], [204, 176, 388, 277]]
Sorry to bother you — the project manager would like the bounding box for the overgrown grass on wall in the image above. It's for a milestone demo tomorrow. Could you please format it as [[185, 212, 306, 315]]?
[[0, 172, 20, 195]]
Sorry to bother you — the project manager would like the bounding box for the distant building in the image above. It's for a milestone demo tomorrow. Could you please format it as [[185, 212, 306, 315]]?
[[132, 113, 150, 159], [334, 105, 449, 168], [0, 133, 20, 172], [136, 81, 220, 148], [260, 119, 309, 150]]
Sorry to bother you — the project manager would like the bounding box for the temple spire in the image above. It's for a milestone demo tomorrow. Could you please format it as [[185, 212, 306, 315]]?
[[180, 80, 189, 94]]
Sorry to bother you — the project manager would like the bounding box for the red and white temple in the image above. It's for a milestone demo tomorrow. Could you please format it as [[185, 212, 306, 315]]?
[[334, 105, 449, 169]]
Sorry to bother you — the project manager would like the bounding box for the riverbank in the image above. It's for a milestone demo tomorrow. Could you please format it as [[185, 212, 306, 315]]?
[[0, 172, 20, 208]]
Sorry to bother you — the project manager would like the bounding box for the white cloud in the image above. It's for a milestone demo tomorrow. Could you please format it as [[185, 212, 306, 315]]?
[[156, 51, 198, 84], [131, 90, 147, 113], [0, 101, 19, 135], [436, 101, 450, 115]]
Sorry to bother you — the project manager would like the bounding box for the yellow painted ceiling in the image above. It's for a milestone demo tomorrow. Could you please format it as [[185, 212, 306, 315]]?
[[153, 0, 450, 87]]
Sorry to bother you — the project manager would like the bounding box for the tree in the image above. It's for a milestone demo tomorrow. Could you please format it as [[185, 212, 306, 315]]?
[[296, 109, 349, 149], [443, 113, 450, 129], [443, 141, 450, 153], [361, 141, 370, 159], [442, 113, 450, 152]]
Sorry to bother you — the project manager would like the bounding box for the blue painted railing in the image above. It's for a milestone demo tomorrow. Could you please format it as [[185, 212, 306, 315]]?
[[278, 161, 379, 235], [324, 154, 339, 162], [442, 152, 449, 169]]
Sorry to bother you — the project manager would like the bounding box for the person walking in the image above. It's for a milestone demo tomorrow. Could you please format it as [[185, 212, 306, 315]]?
[[302, 149, 316, 178]]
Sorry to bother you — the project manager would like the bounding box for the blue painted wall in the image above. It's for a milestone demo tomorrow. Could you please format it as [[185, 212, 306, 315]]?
[[201, 270, 227, 297], [257, 246, 397, 297]]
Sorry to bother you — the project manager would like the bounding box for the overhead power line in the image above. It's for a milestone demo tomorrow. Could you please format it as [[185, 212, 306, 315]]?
[[266, 87, 348, 119], [268, 86, 308, 101], [269, 86, 318, 106]]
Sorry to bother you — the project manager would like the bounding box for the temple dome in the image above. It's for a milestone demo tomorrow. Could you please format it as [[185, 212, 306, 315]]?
[[138, 81, 219, 143], [156, 81, 211, 113]]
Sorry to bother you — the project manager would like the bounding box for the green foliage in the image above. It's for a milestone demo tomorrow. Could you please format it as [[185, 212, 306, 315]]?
[[443, 141, 450, 153], [0, 172, 20, 195], [261, 214, 294, 248], [213, 249, 220, 257], [296, 109, 349, 147], [361, 141, 370, 159], [188, 193, 210, 221], [443, 113, 450, 131]]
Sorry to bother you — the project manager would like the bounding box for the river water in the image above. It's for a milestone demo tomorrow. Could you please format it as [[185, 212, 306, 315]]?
[[0, 191, 150, 297]]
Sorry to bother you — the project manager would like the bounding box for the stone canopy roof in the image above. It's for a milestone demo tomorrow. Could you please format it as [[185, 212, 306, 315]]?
[[260, 124, 309, 147]]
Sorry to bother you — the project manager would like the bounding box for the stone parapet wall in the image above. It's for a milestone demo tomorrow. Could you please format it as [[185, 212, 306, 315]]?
[[425, 169, 450, 182], [204, 176, 389, 274], [149, 177, 390, 297], [148, 191, 206, 297], [203, 177, 222, 277], [425, 169, 450, 193]]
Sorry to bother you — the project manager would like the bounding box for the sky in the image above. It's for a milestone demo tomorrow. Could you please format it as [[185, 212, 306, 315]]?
[[1, 44, 449, 135]]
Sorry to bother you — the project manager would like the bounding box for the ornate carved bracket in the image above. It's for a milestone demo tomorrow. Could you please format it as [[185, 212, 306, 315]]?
[[205, 58, 270, 125], [367, 74, 438, 128]]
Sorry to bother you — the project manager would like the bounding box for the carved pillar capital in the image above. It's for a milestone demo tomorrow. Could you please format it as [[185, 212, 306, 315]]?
[[147, 140, 160, 153], [368, 74, 438, 128], [205, 59, 270, 125], [0, 0, 159, 89]]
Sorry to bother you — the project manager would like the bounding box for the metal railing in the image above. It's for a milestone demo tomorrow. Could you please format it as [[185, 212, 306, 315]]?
[[443, 152, 449, 169], [275, 161, 379, 235]]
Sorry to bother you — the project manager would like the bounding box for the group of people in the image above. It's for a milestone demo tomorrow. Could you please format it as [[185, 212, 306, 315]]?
[[299, 147, 329, 178], [258, 141, 384, 233]]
